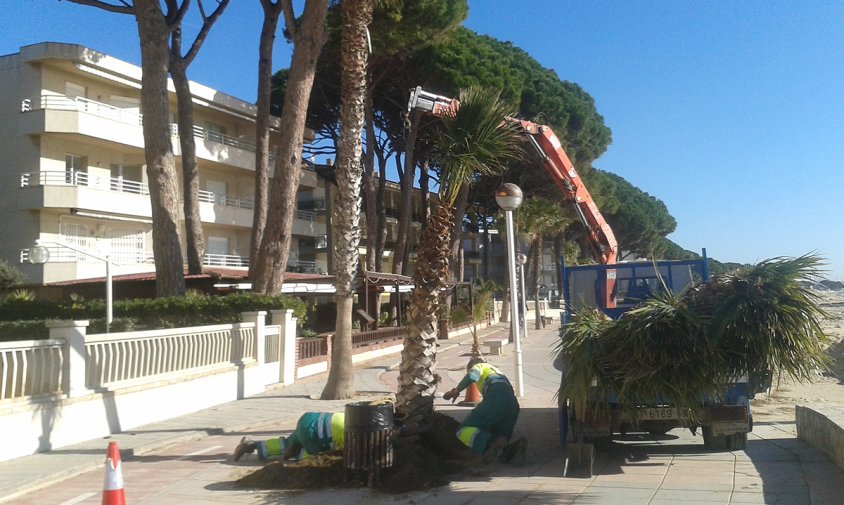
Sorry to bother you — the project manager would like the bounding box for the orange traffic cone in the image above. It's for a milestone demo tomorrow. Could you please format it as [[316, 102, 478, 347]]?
[[459, 382, 481, 406], [102, 441, 126, 505]]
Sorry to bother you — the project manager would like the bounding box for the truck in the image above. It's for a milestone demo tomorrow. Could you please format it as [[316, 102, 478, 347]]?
[[407, 87, 757, 476], [559, 255, 759, 475]]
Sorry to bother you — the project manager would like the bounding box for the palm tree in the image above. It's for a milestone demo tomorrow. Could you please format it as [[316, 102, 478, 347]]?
[[516, 197, 570, 328], [467, 279, 499, 362], [320, 0, 374, 400], [396, 86, 521, 427]]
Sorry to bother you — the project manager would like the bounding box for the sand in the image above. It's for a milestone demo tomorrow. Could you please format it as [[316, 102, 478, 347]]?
[[751, 290, 844, 421]]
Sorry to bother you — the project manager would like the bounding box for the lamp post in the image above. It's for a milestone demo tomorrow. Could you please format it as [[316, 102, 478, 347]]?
[[517, 252, 529, 339], [29, 240, 114, 333], [495, 183, 524, 397]]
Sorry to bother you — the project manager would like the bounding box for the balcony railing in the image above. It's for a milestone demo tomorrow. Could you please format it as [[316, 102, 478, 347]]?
[[294, 210, 316, 221], [21, 172, 255, 212], [203, 254, 249, 268], [20, 171, 149, 196], [170, 124, 259, 154], [20, 245, 154, 265], [197, 190, 254, 209], [25, 95, 144, 127]]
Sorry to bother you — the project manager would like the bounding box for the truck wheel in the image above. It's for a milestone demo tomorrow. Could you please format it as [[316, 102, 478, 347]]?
[[701, 425, 747, 451]]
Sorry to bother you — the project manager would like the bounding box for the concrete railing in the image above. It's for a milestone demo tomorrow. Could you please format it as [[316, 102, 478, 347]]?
[[84, 324, 256, 390], [796, 404, 844, 471], [0, 339, 65, 401], [0, 309, 299, 462], [0, 310, 494, 462]]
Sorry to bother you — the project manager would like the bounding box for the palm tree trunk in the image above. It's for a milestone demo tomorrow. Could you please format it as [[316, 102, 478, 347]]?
[[397, 202, 454, 424], [534, 236, 543, 329], [321, 0, 372, 399]]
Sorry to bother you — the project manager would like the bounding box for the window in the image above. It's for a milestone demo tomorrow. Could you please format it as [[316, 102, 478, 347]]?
[[59, 221, 146, 264], [207, 123, 227, 144], [205, 180, 227, 204], [206, 236, 229, 256], [107, 227, 146, 263], [65, 82, 86, 99], [110, 164, 143, 193], [110, 95, 140, 115], [65, 154, 87, 184]]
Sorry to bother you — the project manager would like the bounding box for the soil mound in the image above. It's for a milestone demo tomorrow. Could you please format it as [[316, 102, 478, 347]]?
[[235, 412, 479, 493]]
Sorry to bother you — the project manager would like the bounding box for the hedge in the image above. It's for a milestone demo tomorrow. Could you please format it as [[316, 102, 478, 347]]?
[[0, 292, 308, 341]]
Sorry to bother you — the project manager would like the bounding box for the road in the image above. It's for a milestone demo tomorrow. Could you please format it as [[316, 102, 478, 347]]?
[[6, 322, 844, 505]]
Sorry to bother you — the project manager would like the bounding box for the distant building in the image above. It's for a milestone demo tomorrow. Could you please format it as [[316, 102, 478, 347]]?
[[1, 42, 517, 293], [0, 42, 327, 285]]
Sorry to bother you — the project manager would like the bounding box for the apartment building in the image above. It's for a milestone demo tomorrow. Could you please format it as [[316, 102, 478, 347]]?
[[0, 42, 328, 286]]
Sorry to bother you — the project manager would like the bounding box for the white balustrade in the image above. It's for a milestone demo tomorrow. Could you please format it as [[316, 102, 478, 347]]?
[[0, 311, 300, 405], [0, 339, 65, 401]]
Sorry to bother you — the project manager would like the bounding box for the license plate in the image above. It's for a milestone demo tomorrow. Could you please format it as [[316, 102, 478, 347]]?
[[638, 407, 677, 420]]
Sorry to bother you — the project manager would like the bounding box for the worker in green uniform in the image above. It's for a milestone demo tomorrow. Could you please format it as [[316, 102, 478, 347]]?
[[233, 411, 345, 462], [443, 359, 527, 464]]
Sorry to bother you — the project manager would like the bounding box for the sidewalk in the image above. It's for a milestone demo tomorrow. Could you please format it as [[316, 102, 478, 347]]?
[[5, 316, 842, 504], [0, 321, 517, 503]]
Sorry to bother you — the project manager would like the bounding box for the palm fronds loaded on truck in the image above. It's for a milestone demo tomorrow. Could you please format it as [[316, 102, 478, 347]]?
[[557, 254, 831, 425]]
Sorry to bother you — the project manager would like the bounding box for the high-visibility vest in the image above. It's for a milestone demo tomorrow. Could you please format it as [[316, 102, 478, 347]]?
[[471, 363, 510, 395]]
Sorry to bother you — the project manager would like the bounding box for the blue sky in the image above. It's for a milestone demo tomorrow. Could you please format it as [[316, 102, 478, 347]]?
[[3, 1, 842, 280]]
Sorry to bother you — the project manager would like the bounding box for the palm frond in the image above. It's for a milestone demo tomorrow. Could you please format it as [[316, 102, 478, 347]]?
[[433, 86, 522, 206], [556, 254, 831, 423]]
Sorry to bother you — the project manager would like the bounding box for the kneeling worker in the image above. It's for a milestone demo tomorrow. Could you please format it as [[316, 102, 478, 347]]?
[[443, 359, 527, 464], [233, 411, 344, 461]]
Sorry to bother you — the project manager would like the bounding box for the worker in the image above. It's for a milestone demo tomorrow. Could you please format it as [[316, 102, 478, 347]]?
[[443, 358, 527, 464], [233, 411, 345, 462]]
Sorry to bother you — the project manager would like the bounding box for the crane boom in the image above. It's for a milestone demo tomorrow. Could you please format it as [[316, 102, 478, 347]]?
[[407, 86, 618, 307]]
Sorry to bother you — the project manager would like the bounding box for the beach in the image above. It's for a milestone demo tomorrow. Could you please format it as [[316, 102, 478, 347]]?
[[751, 290, 844, 421]]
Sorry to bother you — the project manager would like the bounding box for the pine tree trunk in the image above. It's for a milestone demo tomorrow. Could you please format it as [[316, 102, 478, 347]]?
[[135, 0, 185, 296], [249, 3, 282, 278], [252, 0, 327, 293], [392, 112, 419, 276], [171, 68, 205, 275], [534, 236, 543, 329]]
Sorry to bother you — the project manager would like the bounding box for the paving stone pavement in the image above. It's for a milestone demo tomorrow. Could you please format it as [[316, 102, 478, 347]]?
[[2, 317, 844, 504]]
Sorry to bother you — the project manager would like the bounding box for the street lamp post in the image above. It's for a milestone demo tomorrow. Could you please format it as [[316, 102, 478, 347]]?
[[29, 240, 114, 332], [517, 252, 529, 340], [495, 183, 524, 397]]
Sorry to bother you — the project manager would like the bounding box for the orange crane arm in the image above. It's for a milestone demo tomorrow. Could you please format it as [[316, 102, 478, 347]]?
[[406, 87, 619, 307], [507, 118, 618, 266]]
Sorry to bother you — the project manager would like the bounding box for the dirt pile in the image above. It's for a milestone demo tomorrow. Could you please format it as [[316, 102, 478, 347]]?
[[235, 412, 480, 493]]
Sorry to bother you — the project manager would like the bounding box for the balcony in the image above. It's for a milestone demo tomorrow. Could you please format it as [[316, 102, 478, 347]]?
[[170, 124, 260, 170], [292, 210, 318, 236], [19, 95, 321, 178], [20, 245, 154, 265], [19, 95, 145, 149], [19, 171, 152, 218], [203, 254, 249, 268]]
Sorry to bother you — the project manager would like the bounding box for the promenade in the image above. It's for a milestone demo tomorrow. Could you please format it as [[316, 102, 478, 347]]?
[[2, 317, 843, 504]]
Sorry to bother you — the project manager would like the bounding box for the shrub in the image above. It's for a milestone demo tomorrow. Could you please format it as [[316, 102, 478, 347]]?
[[0, 292, 308, 332], [0, 260, 25, 290]]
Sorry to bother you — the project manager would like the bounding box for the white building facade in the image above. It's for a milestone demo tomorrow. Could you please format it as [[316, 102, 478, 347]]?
[[0, 42, 328, 285]]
